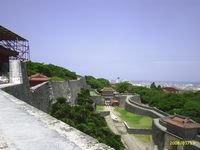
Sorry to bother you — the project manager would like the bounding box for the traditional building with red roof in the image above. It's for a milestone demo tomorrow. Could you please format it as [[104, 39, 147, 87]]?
[[29, 73, 49, 87], [101, 87, 116, 99], [161, 115, 200, 140]]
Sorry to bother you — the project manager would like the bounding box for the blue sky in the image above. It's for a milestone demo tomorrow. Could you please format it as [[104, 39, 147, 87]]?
[[1, 0, 200, 82]]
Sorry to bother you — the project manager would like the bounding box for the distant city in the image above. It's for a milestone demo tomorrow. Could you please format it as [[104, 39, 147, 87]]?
[[110, 79, 200, 91]]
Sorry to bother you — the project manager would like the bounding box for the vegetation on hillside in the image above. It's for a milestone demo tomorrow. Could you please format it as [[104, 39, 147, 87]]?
[[114, 82, 200, 123], [49, 89, 124, 150], [26, 61, 77, 80], [115, 81, 132, 93], [129, 86, 200, 123], [85, 76, 111, 91]]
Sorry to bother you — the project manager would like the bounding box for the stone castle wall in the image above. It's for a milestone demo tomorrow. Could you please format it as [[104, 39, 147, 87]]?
[[92, 96, 104, 105], [152, 118, 200, 150], [124, 122, 152, 135], [50, 77, 89, 104], [2, 61, 32, 105], [50, 81, 71, 103], [152, 119, 166, 150], [1, 60, 89, 112], [125, 95, 167, 118], [115, 95, 127, 108], [30, 82, 52, 112], [68, 77, 89, 104]]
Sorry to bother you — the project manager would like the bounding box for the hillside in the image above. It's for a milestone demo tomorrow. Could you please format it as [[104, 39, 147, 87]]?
[[26, 62, 111, 88], [26, 61, 77, 81], [115, 82, 200, 123], [85, 76, 111, 92]]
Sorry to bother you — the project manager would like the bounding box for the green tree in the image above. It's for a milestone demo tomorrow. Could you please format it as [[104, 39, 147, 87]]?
[[49, 90, 124, 150], [150, 82, 157, 89], [115, 81, 132, 93], [26, 61, 77, 80], [85, 76, 111, 91], [128, 85, 200, 123]]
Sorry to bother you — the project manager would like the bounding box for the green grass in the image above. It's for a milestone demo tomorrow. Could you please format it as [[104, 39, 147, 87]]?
[[133, 134, 152, 143], [50, 76, 65, 81], [114, 107, 152, 128], [96, 105, 104, 111]]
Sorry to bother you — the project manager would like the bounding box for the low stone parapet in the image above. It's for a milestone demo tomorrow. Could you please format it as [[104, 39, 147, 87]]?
[[124, 122, 152, 135], [99, 111, 110, 117], [125, 95, 166, 118]]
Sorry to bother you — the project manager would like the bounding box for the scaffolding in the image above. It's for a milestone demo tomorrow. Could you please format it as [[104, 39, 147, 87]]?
[[0, 25, 30, 61]]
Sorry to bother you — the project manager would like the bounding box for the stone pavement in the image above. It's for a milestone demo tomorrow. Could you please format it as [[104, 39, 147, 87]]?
[[0, 90, 113, 150]]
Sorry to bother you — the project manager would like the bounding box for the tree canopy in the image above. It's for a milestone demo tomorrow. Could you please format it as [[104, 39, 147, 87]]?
[[49, 89, 124, 150], [115, 81, 132, 93], [128, 86, 200, 123], [26, 61, 77, 80], [85, 76, 111, 91]]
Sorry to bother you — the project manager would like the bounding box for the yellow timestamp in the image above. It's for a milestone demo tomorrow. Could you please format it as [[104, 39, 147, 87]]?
[[170, 140, 196, 145]]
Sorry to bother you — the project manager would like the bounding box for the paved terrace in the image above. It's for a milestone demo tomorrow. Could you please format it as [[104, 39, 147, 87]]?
[[0, 89, 113, 150]]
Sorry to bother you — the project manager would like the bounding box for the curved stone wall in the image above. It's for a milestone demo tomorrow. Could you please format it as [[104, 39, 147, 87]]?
[[152, 119, 166, 150], [124, 94, 200, 150], [125, 95, 166, 118]]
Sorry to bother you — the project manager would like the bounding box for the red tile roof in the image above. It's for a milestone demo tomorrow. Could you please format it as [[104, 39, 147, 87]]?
[[29, 73, 49, 82], [111, 99, 119, 103], [162, 87, 178, 92], [162, 115, 200, 129], [101, 87, 115, 92]]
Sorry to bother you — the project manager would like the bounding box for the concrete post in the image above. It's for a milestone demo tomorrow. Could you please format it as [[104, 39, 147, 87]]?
[[9, 60, 23, 84]]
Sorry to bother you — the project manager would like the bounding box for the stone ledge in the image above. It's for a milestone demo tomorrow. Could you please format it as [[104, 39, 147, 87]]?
[[0, 90, 113, 150], [124, 122, 152, 135]]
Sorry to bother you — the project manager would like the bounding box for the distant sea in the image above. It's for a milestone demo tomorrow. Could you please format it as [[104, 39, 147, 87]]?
[[131, 80, 200, 91]]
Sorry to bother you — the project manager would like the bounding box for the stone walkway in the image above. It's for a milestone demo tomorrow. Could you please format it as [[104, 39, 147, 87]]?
[[0, 90, 113, 150], [0, 131, 9, 150]]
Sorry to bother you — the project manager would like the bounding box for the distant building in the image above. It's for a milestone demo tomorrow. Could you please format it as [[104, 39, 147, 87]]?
[[29, 73, 49, 87], [162, 87, 178, 93]]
